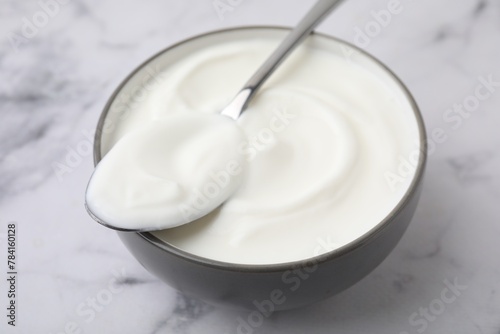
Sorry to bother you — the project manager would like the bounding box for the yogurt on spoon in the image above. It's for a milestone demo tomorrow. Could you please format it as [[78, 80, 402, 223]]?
[[85, 113, 246, 231]]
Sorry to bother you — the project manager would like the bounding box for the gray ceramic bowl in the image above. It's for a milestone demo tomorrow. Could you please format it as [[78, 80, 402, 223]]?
[[93, 27, 427, 311]]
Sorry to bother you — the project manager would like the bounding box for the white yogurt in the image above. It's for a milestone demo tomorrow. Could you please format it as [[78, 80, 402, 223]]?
[[86, 113, 246, 230], [98, 33, 421, 264]]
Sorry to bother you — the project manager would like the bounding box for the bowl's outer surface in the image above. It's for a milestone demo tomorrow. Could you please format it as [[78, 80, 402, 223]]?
[[118, 181, 422, 310]]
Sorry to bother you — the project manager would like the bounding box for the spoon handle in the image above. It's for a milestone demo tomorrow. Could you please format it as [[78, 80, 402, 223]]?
[[221, 0, 344, 120]]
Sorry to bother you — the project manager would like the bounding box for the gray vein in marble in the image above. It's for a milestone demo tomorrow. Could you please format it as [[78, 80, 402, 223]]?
[[0, 117, 50, 152], [433, 27, 453, 43], [392, 273, 415, 293], [447, 151, 494, 185], [151, 293, 213, 334], [46, 271, 155, 292], [70, 1, 107, 33], [0, 49, 103, 202], [473, 0, 488, 17], [403, 215, 455, 261], [430, 0, 495, 46], [115, 276, 155, 286]]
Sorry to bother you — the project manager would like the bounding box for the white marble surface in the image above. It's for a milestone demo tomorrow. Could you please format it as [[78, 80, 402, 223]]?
[[0, 0, 499, 333]]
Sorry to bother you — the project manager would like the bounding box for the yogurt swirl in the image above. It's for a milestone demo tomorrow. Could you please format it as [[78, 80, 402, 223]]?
[[99, 35, 420, 264]]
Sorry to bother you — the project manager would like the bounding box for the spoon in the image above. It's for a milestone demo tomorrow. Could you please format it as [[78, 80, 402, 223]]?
[[86, 0, 344, 232], [221, 0, 344, 120]]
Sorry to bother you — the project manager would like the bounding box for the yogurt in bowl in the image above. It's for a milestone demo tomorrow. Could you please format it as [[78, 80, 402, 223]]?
[[92, 27, 426, 309]]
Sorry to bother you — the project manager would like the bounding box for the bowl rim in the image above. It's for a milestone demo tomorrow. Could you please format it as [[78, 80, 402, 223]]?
[[93, 25, 427, 273]]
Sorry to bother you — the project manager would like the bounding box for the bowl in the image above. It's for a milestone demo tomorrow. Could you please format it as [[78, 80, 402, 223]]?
[[92, 27, 427, 311]]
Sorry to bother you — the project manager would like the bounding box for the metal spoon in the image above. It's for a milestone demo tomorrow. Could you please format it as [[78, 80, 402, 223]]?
[[86, 0, 344, 231], [221, 0, 344, 120]]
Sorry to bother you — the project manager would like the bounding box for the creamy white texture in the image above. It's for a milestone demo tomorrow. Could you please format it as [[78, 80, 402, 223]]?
[[100, 35, 421, 264], [86, 113, 246, 230]]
